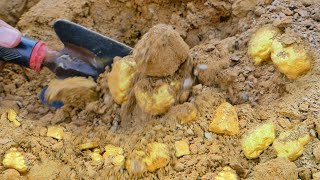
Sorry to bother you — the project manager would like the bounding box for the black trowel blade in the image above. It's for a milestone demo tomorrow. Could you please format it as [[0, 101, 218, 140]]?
[[53, 19, 133, 70]]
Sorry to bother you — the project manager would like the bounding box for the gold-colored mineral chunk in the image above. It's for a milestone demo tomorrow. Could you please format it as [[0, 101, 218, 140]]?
[[209, 102, 239, 136], [174, 141, 190, 157], [79, 142, 99, 151], [241, 122, 275, 159], [108, 56, 136, 104], [214, 166, 238, 180], [271, 37, 311, 80], [143, 142, 170, 172], [135, 83, 175, 115], [2, 148, 28, 173], [90, 148, 103, 161], [103, 145, 125, 166], [7, 109, 20, 127], [112, 155, 125, 166], [103, 144, 124, 158], [47, 126, 64, 140], [273, 131, 311, 161], [248, 25, 281, 65]]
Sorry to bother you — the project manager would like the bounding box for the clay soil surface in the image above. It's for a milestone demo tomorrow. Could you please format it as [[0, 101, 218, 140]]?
[[1, 0, 320, 179]]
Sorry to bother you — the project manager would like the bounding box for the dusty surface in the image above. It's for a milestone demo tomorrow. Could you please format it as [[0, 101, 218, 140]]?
[[0, 0, 320, 179], [0, 0, 40, 26], [253, 157, 298, 180]]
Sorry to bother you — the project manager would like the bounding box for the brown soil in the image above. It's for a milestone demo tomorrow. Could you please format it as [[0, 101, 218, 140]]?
[[1, 0, 320, 179], [0, 0, 40, 26]]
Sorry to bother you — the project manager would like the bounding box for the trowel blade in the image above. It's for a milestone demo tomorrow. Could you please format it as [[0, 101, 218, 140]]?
[[44, 19, 132, 79], [53, 19, 133, 68]]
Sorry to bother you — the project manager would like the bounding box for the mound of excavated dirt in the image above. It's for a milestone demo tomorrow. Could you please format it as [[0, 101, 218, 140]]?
[[1, 0, 320, 179]]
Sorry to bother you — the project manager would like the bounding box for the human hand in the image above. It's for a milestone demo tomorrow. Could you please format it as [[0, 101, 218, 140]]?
[[0, 20, 22, 71]]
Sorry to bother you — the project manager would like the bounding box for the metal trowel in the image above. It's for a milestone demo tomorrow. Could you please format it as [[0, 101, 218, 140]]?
[[0, 19, 132, 79]]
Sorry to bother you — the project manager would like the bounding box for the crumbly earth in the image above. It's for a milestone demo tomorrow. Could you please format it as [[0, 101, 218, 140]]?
[[1, 0, 320, 179], [0, 0, 40, 26], [252, 157, 298, 180]]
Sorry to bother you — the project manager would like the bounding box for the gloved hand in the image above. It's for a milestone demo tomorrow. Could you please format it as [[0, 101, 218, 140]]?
[[0, 20, 22, 71]]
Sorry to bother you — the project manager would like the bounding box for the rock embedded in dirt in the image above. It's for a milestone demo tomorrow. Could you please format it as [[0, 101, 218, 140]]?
[[214, 166, 238, 180], [2, 148, 28, 173], [273, 130, 311, 161], [45, 77, 98, 109], [46, 126, 64, 140], [174, 140, 190, 157], [298, 167, 312, 180], [79, 142, 99, 151], [248, 25, 281, 65], [232, 0, 257, 17], [271, 34, 312, 80], [108, 56, 137, 104], [133, 24, 189, 77], [253, 158, 298, 180], [168, 102, 198, 124], [241, 122, 275, 159], [143, 142, 170, 172], [209, 102, 239, 136], [126, 151, 147, 175]]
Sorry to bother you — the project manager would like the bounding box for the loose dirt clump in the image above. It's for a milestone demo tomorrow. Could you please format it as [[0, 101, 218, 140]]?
[[1, 0, 320, 179], [134, 24, 189, 77], [45, 77, 98, 109], [253, 157, 298, 180]]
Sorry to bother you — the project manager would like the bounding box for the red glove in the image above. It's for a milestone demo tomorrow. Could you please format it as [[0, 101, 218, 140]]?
[[0, 20, 22, 71]]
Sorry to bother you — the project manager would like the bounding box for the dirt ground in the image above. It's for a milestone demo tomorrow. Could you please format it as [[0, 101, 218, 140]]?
[[0, 0, 320, 179]]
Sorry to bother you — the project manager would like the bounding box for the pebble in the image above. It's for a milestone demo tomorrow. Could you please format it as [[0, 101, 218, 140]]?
[[174, 162, 184, 172], [204, 132, 212, 140], [52, 141, 64, 151], [189, 144, 198, 154]]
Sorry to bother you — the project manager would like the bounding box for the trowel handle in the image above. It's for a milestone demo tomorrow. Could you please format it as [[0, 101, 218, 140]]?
[[0, 36, 47, 72]]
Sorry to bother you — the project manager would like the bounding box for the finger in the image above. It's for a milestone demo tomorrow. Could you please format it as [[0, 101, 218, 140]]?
[[0, 20, 22, 48]]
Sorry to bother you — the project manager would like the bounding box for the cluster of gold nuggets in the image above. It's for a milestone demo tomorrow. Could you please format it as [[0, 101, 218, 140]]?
[[248, 24, 312, 80], [103, 24, 314, 178]]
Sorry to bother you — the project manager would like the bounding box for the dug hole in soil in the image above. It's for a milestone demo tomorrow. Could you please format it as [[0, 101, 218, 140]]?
[[0, 0, 320, 179]]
